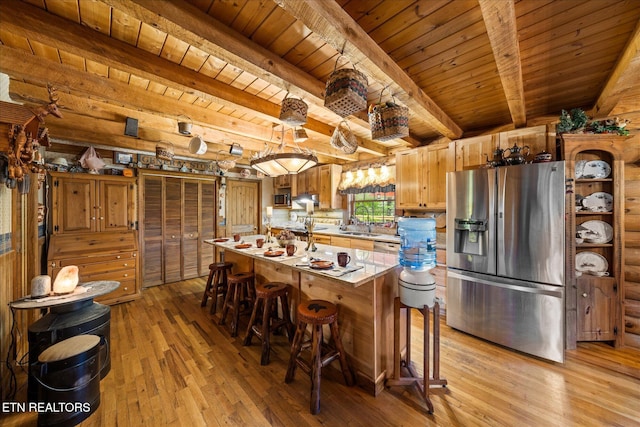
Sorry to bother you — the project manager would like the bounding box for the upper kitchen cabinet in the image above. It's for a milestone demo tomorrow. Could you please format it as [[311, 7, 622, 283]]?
[[318, 164, 342, 210], [50, 172, 135, 234], [296, 166, 319, 196], [274, 174, 296, 191], [396, 144, 453, 210], [562, 134, 628, 348], [453, 126, 554, 171]]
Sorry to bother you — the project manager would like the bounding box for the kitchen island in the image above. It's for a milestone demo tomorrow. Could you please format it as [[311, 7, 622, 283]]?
[[206, 237, 402, 395]]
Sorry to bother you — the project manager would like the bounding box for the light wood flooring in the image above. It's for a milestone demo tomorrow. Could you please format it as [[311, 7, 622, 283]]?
[[2, 277, 640, 426]]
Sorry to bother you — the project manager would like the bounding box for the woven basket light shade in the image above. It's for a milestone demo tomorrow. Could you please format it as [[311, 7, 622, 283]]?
[[324, 68, 368, 117]]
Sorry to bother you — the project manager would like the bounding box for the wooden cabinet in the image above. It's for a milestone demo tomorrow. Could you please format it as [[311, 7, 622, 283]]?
[[563, 134, 627, 347], [47, 231, 140, 304], [330, 235, 374, 251], [274, 174, 294, 190], [452, 125, 554, 171], [318, 164, 342, 210], [51, 172, 135, 234], [396, 144, 452, 210], [296, 166, 319, 195], [140, 173, 217, 287]]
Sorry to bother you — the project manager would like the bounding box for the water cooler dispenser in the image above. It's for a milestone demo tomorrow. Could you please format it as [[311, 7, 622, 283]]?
[[397, 217, 437, 308]]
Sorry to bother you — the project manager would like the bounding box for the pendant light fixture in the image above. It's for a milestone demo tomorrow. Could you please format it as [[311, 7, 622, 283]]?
[[250, 125, 317, 177]]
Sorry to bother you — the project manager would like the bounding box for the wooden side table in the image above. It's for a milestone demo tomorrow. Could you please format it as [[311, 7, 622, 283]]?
[[385, 297, 447, 413]]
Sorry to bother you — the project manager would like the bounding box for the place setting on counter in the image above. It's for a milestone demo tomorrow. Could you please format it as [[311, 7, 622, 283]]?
[[293, 251, 364, 277]]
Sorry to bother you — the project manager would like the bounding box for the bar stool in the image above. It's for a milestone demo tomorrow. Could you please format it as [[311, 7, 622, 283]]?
[[243, 282, 294, 365], [219, 272, 255, 337], [285, 299, 354, 415], [200, 262, 233, 314]]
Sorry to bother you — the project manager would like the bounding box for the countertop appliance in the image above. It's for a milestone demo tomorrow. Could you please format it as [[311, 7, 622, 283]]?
[[446, 161, 565, 362]]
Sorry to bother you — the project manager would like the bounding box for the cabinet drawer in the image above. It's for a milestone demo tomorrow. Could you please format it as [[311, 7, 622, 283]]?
[[54, 258, 137, 277], [350, 239, 374, 251], [95, 279, 136, 303], [55, 252, 136, 268], [314, 234, 331, 244], [81, 268, 136, 283]]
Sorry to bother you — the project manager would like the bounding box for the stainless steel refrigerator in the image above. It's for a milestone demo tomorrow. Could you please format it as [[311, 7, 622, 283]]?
[[446, 161, 565, 362]]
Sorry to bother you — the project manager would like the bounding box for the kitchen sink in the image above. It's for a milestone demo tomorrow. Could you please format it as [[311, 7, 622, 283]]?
[[339, 231, 380, 237]]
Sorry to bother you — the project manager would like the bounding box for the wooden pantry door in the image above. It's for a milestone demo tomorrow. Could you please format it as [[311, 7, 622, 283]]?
[[225, 179, 260, 238]]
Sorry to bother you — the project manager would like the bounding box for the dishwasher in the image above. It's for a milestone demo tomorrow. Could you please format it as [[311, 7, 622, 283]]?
[[373, 241, 400, 254]]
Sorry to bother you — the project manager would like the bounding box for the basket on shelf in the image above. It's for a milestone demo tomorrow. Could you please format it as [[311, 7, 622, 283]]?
[[368, 101, 409, 141], [324, 67, 368, 117], [279, 94, 308, 126]]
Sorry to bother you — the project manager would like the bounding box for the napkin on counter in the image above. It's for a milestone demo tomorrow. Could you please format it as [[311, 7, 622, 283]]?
[[320, 265, 363, 277]]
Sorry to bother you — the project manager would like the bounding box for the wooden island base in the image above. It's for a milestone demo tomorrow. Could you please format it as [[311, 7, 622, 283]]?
[[216, 240, 403, 396]]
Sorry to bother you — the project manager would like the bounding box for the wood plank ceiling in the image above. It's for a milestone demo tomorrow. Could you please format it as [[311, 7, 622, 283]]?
[[0, 0, 638, 167]]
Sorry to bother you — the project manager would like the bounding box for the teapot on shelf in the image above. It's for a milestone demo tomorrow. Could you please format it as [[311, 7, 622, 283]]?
[[484, 147, 506, 167], [503, 143, 530, 165]]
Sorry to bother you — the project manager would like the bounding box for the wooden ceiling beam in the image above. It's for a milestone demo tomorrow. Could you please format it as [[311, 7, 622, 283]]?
[[478, 0, 527, 127], [0, 0, 384, 159], [276, 0, 463, 140], [99, 0, 419, 150], [0, 46, 359, 162], [592, 18, 640, 118]]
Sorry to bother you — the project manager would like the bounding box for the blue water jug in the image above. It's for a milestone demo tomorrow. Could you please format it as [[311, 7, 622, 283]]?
[[398, 217, 436, 270]]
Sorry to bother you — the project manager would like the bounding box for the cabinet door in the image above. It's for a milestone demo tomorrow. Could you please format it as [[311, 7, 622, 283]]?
[[182, 180, 200, 279], [164, 178, 182, 283], [54, 177, 96, 233], [296, 170, 307, 195], [454, 134, 497, 170], [99, 180, 133, 232], [577, 277, 617, 341], [200, 181, 216, 276], [307, 167, 320, 194], [319, 164, 342, 210], [395, 149, 422, 209], [142, 176, 163, 287], [425, 146, 450, 209]]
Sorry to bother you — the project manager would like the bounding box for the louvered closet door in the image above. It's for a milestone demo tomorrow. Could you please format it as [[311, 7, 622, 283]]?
[[164, 178, 182, 283], [182, 180, 200, 279], [200, 181, 216, 276], [142, 176, 163, 287]]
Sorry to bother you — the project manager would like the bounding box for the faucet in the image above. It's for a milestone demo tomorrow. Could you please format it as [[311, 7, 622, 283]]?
[[353, 206, 371, 232]]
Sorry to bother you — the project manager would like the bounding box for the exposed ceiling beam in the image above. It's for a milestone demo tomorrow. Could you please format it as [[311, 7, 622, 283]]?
[[99, 0, 420, 149], [276, 0, 463, 140], [478, 0, 527, 127], [592, 18, 640, 118], [0, 46, 359, 162], [0, 0, 383, 158]]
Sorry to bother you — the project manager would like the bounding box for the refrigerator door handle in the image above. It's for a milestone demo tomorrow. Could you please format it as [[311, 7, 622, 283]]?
[[447, 270, 563, 298]]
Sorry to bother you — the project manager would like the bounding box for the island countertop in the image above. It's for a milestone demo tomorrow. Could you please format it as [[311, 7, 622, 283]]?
[[205, 236, 400, 288], [204, 235, 403, 396]]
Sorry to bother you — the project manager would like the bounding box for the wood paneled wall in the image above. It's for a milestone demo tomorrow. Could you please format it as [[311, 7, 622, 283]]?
[[624, 135, 640, 348]]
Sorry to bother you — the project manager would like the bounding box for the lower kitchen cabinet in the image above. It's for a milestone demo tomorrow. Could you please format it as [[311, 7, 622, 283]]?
[[576, 276, 616, 341], [330, 235, 374, 251], [47, 231, 140, 304]]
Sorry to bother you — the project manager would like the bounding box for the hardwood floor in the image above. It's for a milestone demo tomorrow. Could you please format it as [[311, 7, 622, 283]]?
[[2, 277, 639, 426]]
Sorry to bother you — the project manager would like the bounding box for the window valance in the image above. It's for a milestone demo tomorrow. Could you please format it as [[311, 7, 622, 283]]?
[[338, 164, 395, 194]]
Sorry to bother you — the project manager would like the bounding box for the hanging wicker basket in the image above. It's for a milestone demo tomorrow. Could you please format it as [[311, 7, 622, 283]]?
[[279, 94, 308, 126], [330, 121, 358, 154], [368, 102, 409, 141], [324, 67, 368, 117]]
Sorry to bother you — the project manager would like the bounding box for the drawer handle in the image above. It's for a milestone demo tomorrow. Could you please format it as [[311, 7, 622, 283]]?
[[116, 255, 121, 259], [172, 235, 176, 239], [91, 216, 96, 220], [100, 216, 104, 220], [132, 253, 137, 257], [123, 287, 128, 291], [582, 293, 588, 298], [123, 263, 128, 267], [123, 274, 128, 277]]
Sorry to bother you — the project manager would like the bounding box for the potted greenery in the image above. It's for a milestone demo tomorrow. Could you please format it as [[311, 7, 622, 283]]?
[[557, 108, 630, 136]]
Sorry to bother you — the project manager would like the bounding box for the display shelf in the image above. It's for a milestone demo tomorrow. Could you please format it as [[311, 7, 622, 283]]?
[[562, 133, 628, 348]]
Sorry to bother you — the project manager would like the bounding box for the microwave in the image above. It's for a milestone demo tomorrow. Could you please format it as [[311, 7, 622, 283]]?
[[274, 193, 291, 207]]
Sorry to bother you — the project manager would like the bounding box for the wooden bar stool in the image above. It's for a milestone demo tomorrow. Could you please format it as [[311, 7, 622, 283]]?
[[285, 299, 354, 415], [219, 272, 255, 337], [200, 262, 233, 314], [243, 282, 294, 365]]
